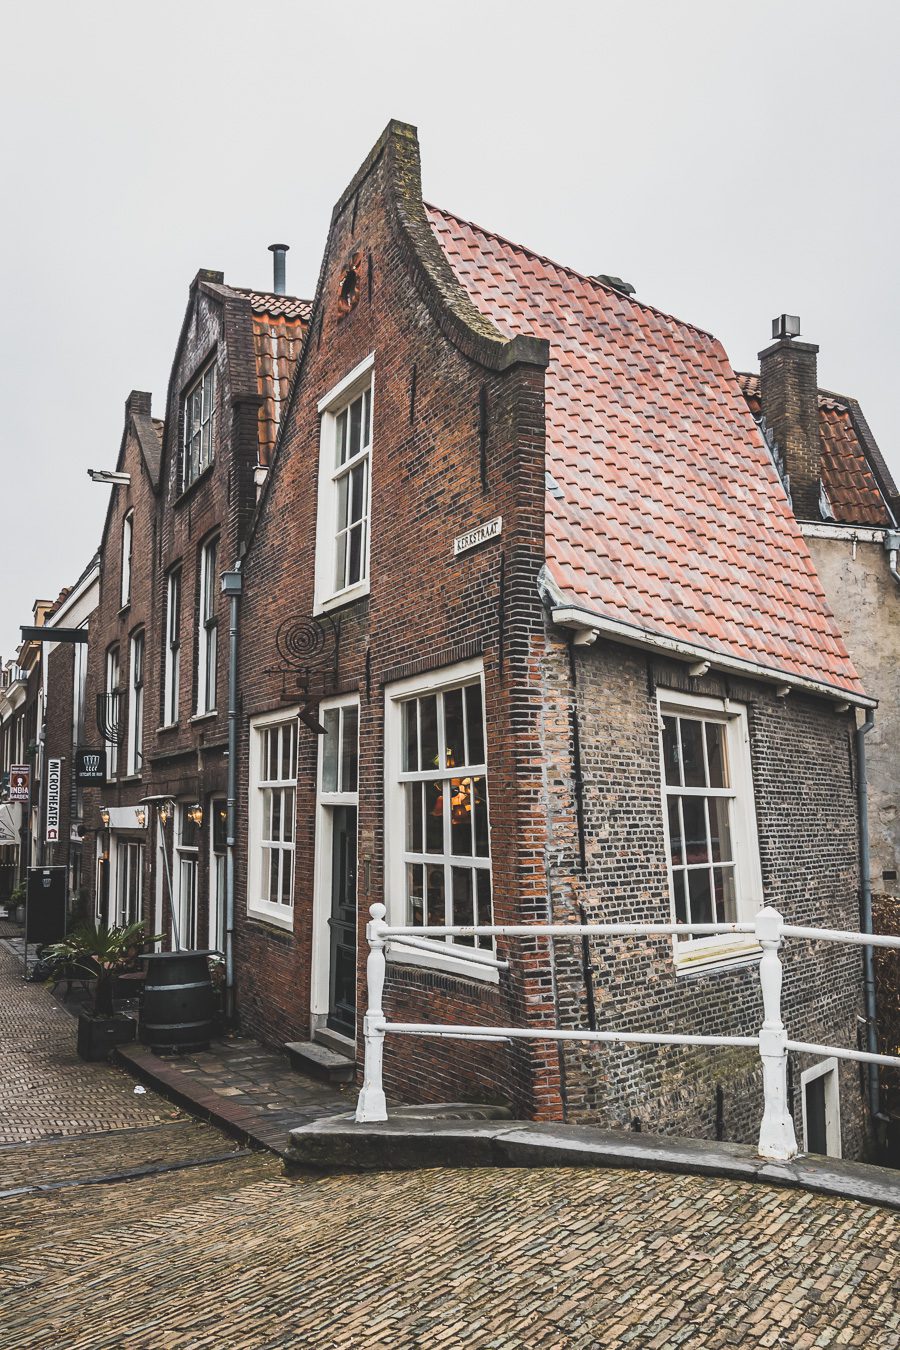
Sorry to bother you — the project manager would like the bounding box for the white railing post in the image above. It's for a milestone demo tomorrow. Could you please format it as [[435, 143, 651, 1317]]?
[[355, 902, 389, 1123], [755, 906, 798, 1161]]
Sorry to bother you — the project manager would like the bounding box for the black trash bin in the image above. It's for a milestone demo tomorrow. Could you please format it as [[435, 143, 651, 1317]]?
[[139, 950, 215, 1053]]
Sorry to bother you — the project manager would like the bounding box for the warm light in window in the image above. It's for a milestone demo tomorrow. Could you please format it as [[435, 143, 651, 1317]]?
[[99, 805, 111, 827], [187, 804, 204, 827]]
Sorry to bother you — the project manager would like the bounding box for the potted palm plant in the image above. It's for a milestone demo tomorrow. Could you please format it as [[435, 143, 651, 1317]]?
[[45, 921, 158, 1061]]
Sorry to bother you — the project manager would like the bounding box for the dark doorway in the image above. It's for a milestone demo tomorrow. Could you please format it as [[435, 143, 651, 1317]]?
[[804, 1075, 828, 1155], [327, 805, 357, 1038]]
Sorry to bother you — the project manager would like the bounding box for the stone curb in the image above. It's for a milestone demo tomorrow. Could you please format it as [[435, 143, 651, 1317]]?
[[285, 1114, 900, 1212]]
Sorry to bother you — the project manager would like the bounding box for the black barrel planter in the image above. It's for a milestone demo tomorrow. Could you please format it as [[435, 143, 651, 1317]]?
[[139, 951, 215, 1054]]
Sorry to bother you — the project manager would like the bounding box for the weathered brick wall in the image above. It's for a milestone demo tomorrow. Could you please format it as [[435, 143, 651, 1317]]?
[[234, 125, 557, 1116], [540, 634, 867, 1157]]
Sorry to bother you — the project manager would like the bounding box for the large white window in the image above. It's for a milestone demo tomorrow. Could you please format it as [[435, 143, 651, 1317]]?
[[120, 510, 133, 608], [196, 536, 218, 715], [247, 710, 298, 930], [314, 354, 373, 613], [105, 646, 121, 780], [127, 630, 144, 776], [658, 690, 763, 969], [163, 569, 181, 726], [385, 658, 495, 981], [113, 839, 143, 927], [182, 360, 216, 488], [173, 804, 199, 948]]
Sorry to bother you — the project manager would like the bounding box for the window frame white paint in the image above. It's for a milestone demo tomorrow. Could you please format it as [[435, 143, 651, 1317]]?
[[657, 688, 763, 972], [246, 706, 300, 932], [182, 358, 216, 489], [172, 802, 199, 949], [800, 1057, 842, 1158], [111, 837, 143, 928], [313, 353, 374, 615], [127, 629, 144, 776], [105, 646, 121, 780], [195, 535, 219, 715], [311, 692, 360, 1030], [208, 794, 227, 952], [163, 568, 181, 727], [120, 510, 134, 608], [384, 656, 497, 985]]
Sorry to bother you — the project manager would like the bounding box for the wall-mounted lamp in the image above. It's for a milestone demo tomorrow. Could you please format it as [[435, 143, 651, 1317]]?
[[134, 806, 146, 828], [99, 806, 111, 828], [158, 801, 172, 827], [187, 804, 204, 827]]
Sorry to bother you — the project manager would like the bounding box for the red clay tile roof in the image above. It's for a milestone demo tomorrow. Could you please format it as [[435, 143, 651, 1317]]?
[[737, 372, 893, 527], [231, 289, 311, 466], [427, 206, 866, 699]]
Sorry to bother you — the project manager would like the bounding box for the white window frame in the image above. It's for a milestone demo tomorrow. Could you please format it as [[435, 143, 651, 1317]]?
[[120, 510, 133, 608], [173, 802, 199, 949], [312, 693, 360, 1026], [182, 359, 216, 489], [112, 838, 143, 928], [105, 646, 121, 780], [247, 707, 299, 931], [208, 795, 227, 952], [163, 569, 181, 727], [657, 689, 763, 972], [195, 536, 218, 715], [127, 630, 144, 776], [800, 1057, 842, 1157], [384, 657, 497, 984], [313, 353, 374, 615]]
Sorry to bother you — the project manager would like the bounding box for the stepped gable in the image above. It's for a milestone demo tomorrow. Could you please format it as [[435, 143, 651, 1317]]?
[[427, 205, 866, 699]]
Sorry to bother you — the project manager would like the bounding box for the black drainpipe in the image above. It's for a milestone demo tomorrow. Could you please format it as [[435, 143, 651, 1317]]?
[[855, 707, 885, 1123]]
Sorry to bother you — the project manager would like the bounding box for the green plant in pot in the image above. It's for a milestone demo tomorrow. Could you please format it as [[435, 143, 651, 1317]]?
[[45, 921, 158, 1061], [6, 881, 26, 922]]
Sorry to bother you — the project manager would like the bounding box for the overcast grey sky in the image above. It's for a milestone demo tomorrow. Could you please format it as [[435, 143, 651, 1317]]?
[[1, 0, 897, 658]]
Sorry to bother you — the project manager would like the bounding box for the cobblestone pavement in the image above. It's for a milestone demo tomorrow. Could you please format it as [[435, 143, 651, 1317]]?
[[3, 935, 900, 1347]]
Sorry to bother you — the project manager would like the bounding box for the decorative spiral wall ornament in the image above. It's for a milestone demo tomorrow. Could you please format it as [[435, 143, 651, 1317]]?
[[275, 616, 336, 669]]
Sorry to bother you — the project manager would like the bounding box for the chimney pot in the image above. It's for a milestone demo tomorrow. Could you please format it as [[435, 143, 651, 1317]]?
[[772, 314, 801, 340], [268, 243, 289, 296]]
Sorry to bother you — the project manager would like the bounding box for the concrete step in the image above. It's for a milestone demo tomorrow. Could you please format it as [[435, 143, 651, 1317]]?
[[284, 1040, 355, 1085]]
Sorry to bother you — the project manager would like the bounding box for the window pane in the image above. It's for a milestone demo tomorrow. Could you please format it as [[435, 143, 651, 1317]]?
[[681, 796, 708, 865], [667, 798, 683, 866], [334, 531, 348, 591], [336, 409, 348, 467], [281, 850, 292, 904], [706, 722, 728, 789], [272, 790, 282, 841], [348, 523, 363, 585], [267, 728, 277, 782], [426, 865, 445, 927], [408, 863, 424, 927], [680, 719, 705, 787], [349, 462, 365, 523], [444, 688, 465, 769], [709, 798, 733, 863], [323, 709, 339, 791], [425, 778, 443, 853], [268, 849, 279, 904], [662, 716, 680, 785], [341, 705, 358, 792], [688, 868, 713, 925], [349, 396, 362, 458], [452, 867, 475, 945], [673, 870, 688, 925], [450, 778, 473, 856], [281, 724, 293, 781], [283, 789, 295, 843], [465, 683, 485, 764], [406, 783, 423, 853], [713, 866, 737, 923], [476, 870, 493, 949], [362, 387, 371, 446], [403, 700, 418, 771], [472, 779, 489, 857], [336, 473, 349, 531], [419, 695, 438, 770]]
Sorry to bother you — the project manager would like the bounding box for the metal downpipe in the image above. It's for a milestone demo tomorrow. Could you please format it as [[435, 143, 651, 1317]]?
[[224, 565, 243, 1022], [855, 707, 882, 1121]]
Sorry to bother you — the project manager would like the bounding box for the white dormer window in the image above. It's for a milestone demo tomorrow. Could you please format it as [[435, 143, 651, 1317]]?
[[120, 511, 133, 608], [314, 354, 373, 613], [182, 360, 216, 489]]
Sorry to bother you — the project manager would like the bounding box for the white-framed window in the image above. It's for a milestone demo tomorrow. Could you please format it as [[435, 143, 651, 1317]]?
[[113, 839, 143, 927], [209, 796, 227, 952], [105, 646, 121, 780], [120, 510, 133, 608], [312, 695, 360, 1028], [314, 353, 374, 613], [163, 569, 181, 726], [196, 536, 218, 715], [173, 803, 199, 948], [800, 1057, 841, 1157], [384, 658, 495, 982], [657, 689, 763, 970], [127, 630, 144, 776], [247, 709, 298, 930], [182, 359, 216, 488]]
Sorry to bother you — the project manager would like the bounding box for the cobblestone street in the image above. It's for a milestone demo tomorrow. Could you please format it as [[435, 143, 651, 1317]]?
[[2, 940, 900, 1348]]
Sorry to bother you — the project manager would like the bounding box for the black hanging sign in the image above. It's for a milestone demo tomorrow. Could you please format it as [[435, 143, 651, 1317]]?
[[76, 748, 107, 784]]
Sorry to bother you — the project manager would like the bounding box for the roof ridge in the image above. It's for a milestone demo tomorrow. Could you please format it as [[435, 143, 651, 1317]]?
[[425, 201, 717, 344]]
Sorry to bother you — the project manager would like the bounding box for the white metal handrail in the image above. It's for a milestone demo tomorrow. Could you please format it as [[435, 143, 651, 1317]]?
[[355, 903, 900, 1161]]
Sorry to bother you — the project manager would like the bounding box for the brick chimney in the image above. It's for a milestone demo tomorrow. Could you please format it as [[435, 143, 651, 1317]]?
[[126, 390, 152, 418], [758, 317, 821, 520]]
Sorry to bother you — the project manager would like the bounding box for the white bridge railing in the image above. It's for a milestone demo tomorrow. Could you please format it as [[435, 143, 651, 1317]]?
[[355, 903, 900, 1161]]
